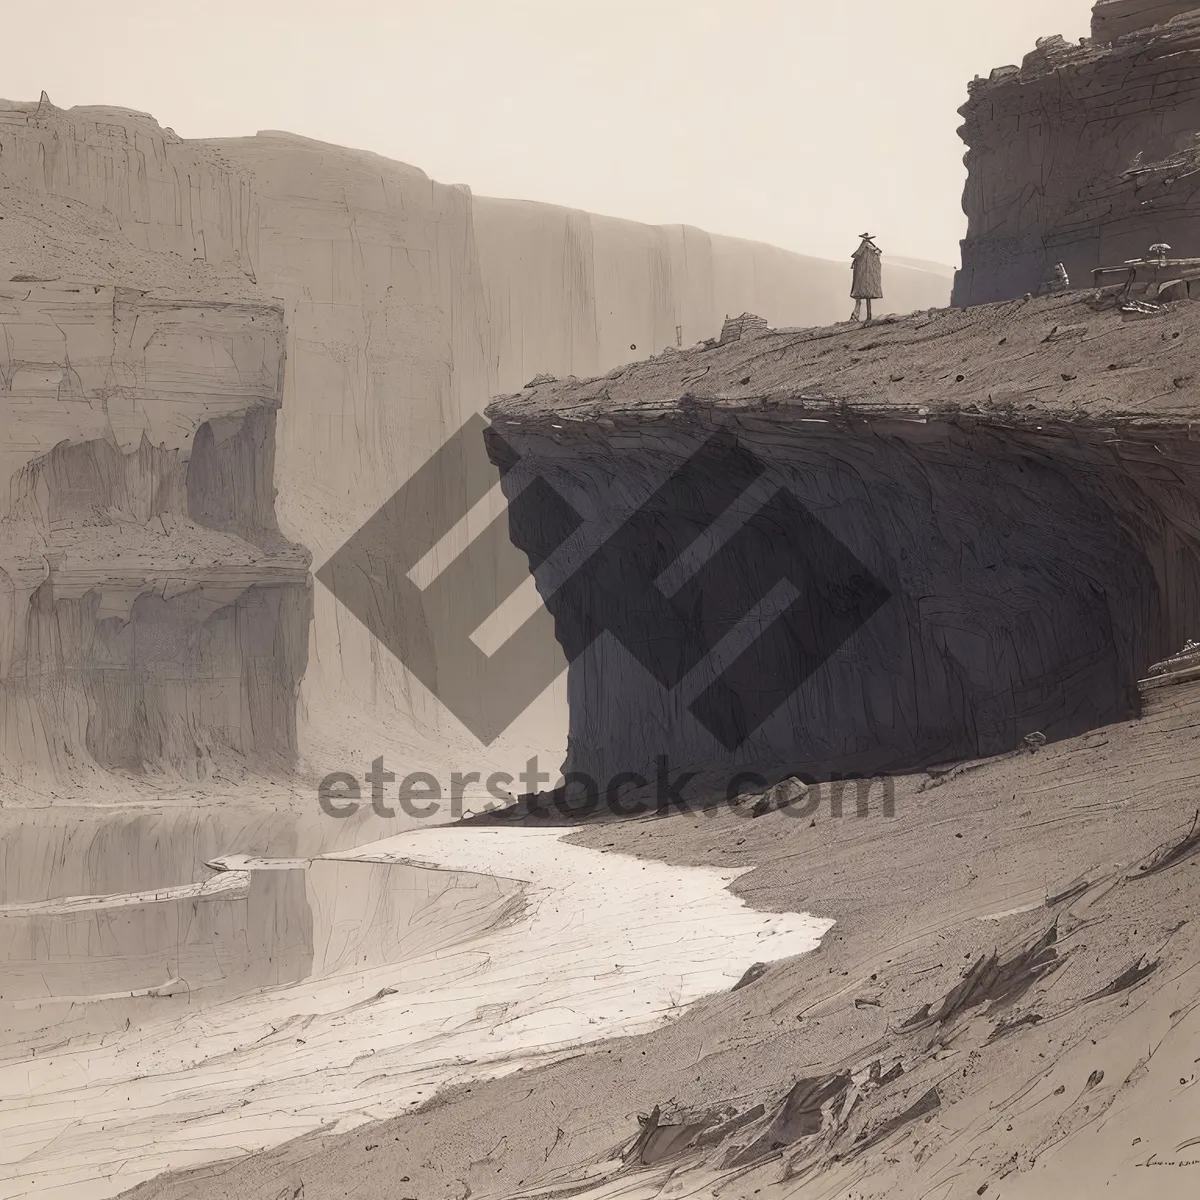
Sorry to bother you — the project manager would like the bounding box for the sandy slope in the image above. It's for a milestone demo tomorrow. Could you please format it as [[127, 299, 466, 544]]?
[[121, 678, 1200, 1200]]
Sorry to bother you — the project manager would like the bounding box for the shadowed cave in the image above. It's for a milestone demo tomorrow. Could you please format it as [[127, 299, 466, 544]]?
[[488, 414, 1200, 794]]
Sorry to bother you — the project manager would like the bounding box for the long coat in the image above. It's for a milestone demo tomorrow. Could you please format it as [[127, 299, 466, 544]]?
[[851, 239, 883, 300]]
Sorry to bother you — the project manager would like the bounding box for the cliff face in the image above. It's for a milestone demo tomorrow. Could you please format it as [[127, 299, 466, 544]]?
[[486, 293, 1200, 793], [953, 3, 1200, 306], [0, 95, 950, 781], [0, 283, 311, 779]]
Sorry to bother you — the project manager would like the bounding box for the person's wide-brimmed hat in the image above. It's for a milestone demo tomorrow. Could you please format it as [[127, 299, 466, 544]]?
[[859, 232, 875, 240]]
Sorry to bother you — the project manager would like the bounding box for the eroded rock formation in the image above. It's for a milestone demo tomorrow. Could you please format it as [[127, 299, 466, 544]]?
[[487, 294, 1200, 791], [0, 95, 950, 781], [0, 284, 311, 778], [954, 2, 1200, 305]]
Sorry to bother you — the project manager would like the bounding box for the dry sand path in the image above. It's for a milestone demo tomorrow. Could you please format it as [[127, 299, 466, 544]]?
[[1, 826, 831, 1199]]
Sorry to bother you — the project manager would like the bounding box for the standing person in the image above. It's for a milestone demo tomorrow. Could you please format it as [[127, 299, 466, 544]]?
[[850, 233, 883, 322]]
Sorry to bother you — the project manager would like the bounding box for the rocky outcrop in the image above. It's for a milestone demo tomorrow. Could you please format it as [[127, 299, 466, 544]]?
[[486, 293, 1200, 792], [1138, 637, 1200, 718], [0, 97, 950, 782], [1091, 1, 1197, 43], [954, 3, 1200, 305], [0, 283, 311, 778]]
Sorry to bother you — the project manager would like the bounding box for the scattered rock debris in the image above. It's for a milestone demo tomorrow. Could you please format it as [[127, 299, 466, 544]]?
[[750, 777, 810, 817], [1130, 811, 1200, 878], [732, 962, 769, 992], [1083, 958, 1159, 1003], [902, 926, 1061, 1030]]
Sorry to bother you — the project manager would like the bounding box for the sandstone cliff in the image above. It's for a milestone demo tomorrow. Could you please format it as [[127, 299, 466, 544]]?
[[0, 282, 310, 781], [0, 95, 949, 783], [954, 2, 1200, 305]]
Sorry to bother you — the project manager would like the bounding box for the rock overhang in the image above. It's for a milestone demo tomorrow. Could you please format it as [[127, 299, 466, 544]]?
[[484, 298, 1200, 790]]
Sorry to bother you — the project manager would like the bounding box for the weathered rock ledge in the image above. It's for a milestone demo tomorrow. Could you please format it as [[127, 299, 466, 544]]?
[[486, 297, 1200, 791], [1092, 1, 1199, 45]]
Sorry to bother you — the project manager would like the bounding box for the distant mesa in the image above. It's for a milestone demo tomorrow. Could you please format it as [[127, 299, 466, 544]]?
[[955, 1, 1200, 305]]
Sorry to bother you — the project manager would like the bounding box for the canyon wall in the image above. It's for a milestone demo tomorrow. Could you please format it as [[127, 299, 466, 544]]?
[[0, 95, 949, 782], [486, 294, 1200, 793], [0, 282, 310, 782], [471, 199, 908, 389], [953, 3, 1200, 305]]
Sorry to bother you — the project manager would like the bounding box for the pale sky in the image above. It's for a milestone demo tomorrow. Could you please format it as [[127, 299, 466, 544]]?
[[5, 0, 1092, 266]]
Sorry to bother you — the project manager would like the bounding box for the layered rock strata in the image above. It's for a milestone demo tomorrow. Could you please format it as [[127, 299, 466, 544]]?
[[0, 283, 311, 777], [1092, 0, 1198, 44], [954, 3, 1200, 305], [486, 293, 1200, 791]]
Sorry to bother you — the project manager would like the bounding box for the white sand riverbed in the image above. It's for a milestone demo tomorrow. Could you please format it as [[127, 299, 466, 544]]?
[[1, 824, 831, 1200]]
